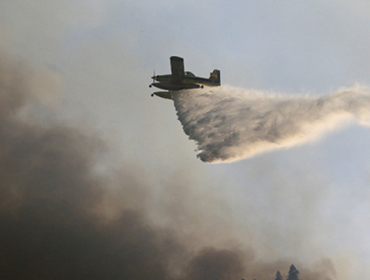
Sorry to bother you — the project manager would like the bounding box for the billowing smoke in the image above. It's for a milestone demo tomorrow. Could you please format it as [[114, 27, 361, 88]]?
[[0, 52, 336, 280], [172, 85, 370, 163]]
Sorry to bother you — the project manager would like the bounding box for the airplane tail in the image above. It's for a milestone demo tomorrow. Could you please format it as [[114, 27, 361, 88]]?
[[209, 69, 221, 85]]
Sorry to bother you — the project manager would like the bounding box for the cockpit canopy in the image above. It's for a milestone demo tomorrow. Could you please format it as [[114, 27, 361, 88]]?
[[185, 71, 195, 77]]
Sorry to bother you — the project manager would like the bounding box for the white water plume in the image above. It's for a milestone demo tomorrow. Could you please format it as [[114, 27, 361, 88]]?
[[172, 85, 370, 163]]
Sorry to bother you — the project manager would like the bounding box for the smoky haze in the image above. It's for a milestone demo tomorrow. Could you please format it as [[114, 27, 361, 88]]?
[[172, 85, 370, 163], [0, 53, 336, 279]]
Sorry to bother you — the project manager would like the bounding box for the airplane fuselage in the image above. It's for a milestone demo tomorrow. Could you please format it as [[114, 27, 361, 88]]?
[[151, 82, 201, 90], [151, 74, 220, 90], [150, 56, 220, 99]]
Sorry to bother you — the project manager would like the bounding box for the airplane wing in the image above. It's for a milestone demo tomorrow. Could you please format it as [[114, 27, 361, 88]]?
[[170, 56, 185, 82]]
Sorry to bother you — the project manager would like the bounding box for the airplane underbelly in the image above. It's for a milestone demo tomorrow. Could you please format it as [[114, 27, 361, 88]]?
[[152, 83, 200, 90]]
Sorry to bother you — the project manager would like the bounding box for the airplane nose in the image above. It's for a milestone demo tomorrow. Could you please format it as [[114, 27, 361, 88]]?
[[151, 76, 158, 80]]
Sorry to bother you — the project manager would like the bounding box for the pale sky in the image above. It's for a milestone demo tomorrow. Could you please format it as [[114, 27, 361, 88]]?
[[1, 1, 370, 279]]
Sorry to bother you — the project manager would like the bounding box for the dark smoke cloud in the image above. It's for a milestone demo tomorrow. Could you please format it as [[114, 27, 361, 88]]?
[[0, 52, 335, 280], [0, 52, 184, 280], [183, 247, 245, 280]]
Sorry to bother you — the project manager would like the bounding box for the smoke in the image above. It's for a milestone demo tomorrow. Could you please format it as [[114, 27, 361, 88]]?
[[172, 85, 370, 163], [0, 52, 337, 280], [0, 51, 183, 280]]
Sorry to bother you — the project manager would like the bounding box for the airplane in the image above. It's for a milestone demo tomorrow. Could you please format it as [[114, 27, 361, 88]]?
[[150, 56, 221, 100]]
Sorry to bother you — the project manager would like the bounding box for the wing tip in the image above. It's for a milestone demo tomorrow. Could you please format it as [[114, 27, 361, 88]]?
[[170, 56, 184, 62]]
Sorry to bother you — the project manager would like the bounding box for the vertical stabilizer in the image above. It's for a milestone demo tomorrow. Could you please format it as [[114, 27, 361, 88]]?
[[210, 69, 221, 85]]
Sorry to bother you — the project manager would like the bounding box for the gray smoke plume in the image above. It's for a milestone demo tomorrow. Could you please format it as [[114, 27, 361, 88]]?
[[172, 85, 370, 163], [0, 52, 336, 280], [0, 52, 183, 280]]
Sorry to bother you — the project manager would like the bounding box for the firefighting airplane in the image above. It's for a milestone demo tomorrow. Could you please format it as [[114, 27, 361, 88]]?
[[150, 56, 221, 100]]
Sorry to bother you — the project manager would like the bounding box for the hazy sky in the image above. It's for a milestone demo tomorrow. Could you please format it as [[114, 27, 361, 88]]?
[[1, 1, 370, 279]]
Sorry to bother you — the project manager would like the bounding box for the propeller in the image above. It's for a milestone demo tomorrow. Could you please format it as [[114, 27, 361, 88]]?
[[149, 70, 155, 88], [149, 70, 155, 87]]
